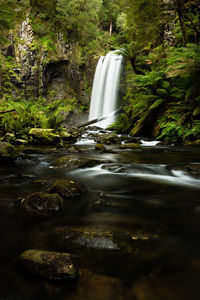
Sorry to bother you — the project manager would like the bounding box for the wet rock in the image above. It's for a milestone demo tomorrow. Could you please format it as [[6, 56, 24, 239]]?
[[22, 192, 63, 216], [78, 159, 104, 168], [51, 155, 105, 169], [19, 249, 76, 279], [95, 143, 115, 153], [53, 226, 119, 253], [47, 179, 87, 199], [95, 143, 106, 152], [124, 137, 141, 144], [31, 179, 50, 187], [167, 163, 200, 178], [119, 143, 141, 149], [184, 140, 200, 147], [66, 146, 80, 153], [29, 128, 61, 145], [101, 163, 123, 172], [87, 126, 102, 131], [0, 142, 19, 162], [95, 133, 122, 145], [60, 129, 77, 142], [51, 155, 80, 169]]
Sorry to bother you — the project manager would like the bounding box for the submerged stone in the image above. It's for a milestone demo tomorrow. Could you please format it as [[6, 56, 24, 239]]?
[[22, 192, 63, 216], [29, 128, 60, 145], [19, 249, 76, 279], [47, 179, 87, 199], [53, 226, 119, 252]]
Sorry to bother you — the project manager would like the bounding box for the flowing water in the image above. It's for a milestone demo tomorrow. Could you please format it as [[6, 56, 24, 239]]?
[[0, 130, 200, 300], [89, 51, 123, 128]]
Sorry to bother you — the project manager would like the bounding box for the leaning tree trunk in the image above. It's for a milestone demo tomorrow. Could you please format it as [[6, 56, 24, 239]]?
[[175, 0, 187, 45]]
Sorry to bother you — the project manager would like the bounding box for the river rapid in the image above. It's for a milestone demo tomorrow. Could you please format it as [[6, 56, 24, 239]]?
[[0, 128, 200, 300]]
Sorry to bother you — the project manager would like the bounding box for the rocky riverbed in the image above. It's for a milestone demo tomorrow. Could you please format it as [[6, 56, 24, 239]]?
[[0, 127, 200, 300]]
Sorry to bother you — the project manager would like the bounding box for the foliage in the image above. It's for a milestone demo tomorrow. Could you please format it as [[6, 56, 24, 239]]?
[[0, 0, 17, 44], [56, 0, 102, 44], [0, 96, 77, 140]]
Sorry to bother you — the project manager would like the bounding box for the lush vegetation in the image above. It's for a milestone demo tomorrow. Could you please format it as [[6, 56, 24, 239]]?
[[112, 0, 200, 144], [0, 0, 200, 144]]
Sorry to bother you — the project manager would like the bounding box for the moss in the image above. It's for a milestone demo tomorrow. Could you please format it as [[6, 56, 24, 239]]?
[[0, 141, 18, 161], [29, 128, 60, 145], [19, 249, 76, 279], [47, 179, 87, 199], [119, 143, 141, 149], [95, 143, 106, 152]]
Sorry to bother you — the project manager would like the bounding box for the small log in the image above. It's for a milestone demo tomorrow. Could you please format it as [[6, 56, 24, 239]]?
[[78, 107, 123, 128]]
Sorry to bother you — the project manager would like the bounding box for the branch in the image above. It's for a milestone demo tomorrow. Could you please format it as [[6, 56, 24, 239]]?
[[0, 109, 16, 114]]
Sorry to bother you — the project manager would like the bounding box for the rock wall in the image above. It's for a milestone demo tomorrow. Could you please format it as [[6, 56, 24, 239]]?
[[3, 16, 96, 104]]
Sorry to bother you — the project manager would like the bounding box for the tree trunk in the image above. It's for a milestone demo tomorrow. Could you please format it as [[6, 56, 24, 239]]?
[[175, 0, 187, 45]]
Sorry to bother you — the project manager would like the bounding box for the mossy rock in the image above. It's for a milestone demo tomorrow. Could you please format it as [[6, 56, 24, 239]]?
[[19, 249, 76, 280], [22, 192, 63, 216], [29, 128, 61, 145], [95, 143, 115, 153], [95, 143, 106, 152], [59, 129, 77, 142], [51, 155, 81, 169], [119, 143, 141, 149], [51, 155, 105, 169], [47, 179, 87, 199], [0, 142, 19, 162], [52, 226, 119, 253], [95, 133, 122, 145], [184, 140, 200, 147]]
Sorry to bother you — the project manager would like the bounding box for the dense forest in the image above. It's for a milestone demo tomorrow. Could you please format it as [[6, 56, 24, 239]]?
[[0, 0, 200, 144]]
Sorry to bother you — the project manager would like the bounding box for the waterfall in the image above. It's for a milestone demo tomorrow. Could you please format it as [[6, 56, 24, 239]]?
[[89, 51, 123, 128]]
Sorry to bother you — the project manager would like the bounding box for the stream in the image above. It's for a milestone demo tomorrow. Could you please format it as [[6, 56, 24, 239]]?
[[0, 128, 200, 300]]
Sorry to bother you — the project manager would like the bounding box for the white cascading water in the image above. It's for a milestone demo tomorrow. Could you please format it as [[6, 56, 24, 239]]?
[[89, 51, 123, 128]]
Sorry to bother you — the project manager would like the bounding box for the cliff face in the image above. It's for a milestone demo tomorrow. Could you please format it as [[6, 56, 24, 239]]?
[[1, 15, 95, 105]]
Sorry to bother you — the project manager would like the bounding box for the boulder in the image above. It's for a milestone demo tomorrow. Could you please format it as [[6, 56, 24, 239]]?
[[47, 179, 87, 199], [119, 143, 141, 149], [19, 249, 76, 279], [51, 155, 81, 169], [95, 143, 106, 152], [51, 155, 105, 169], [0, 142, 18, 162], [95, 143, 115, 153], [59, 129, 77, 142], [29, 128, 60, 145], [95, 133, 122, 145], [22, 192, 63, 216]]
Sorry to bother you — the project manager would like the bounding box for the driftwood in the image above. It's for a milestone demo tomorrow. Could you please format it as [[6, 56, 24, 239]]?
[[0, 109, 16, 115], [78, 107, 123, 128]]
